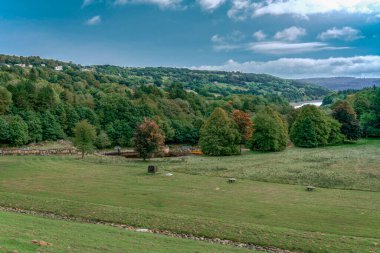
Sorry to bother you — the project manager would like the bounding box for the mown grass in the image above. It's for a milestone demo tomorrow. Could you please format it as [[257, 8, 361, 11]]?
[[0, 141, 380, 253], [164, 139, 380, 191], [0, 211, 255, 253]]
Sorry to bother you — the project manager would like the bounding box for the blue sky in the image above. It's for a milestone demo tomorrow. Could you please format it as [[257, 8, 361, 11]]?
[[1, 0, 380, 78]]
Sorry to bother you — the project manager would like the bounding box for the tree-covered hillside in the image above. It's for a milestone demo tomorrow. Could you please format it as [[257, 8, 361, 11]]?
[[0, 54, 328, 147], [95, 65, 329, 102]]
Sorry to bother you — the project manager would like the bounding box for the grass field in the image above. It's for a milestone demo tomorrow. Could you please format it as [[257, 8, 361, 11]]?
[[166, 139, 380, 191], [0, 139, 379, 252], [0, 211, 255, 253]]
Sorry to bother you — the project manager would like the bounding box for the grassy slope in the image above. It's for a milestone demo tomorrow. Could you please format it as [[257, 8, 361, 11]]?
[[167, 139, 380, 191], [0, 211, 254, 253], [0, 140, 379, 252]]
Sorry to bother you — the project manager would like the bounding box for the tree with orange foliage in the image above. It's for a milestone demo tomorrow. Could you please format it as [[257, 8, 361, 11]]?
[[133, 118, 165, 160], [232, 110, 253, 154]]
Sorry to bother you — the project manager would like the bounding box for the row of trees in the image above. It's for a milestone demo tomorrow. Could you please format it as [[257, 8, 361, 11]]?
[[67, 98, 366, 159], [198, 100, 363, 156]]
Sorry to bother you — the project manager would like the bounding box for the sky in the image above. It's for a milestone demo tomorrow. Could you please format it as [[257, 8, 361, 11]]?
[[1, 0, 380, 78]]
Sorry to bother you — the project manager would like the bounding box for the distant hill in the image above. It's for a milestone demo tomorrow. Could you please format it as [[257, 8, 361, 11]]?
[[94, 65, 330, 102], [297, 77, 380, 91], [0, 54, 330, 102]]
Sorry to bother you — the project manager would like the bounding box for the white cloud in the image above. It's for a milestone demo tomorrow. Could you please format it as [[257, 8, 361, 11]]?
[[253, 30, 267, 41], [86, 15, 102, 25], [198, 0, 226, 11], [191, 55, 380, 78], [227, 0, 254, 20], [211, 34, 224, 43], [210, 31, 246, 51], [247, 41, 348, 54], [274, 26, 306, 41], [253, 0, 380, 18], [213, 44, 241, 51], [114, 0, 181, 8], [318, 27, 364, 41]]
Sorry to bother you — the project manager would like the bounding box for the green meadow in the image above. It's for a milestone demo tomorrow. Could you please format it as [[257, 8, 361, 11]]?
[[0, 139, 380, 252]]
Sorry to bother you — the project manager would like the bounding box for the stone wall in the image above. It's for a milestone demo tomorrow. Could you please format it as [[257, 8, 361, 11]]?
[[0, 148, 78, 156]]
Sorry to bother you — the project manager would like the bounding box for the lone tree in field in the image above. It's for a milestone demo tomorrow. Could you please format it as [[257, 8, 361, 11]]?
[[232, 110, 253, 154], [73, 120, 96, 158], [133, 118, 165, 160], [332, 101, 361, 141], [199, 108, 240, 156], [250, 107, 288, 152], [290, 105, 343, 148]]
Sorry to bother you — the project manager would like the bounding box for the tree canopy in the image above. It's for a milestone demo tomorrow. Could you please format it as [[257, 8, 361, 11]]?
[[199, 108, 240, 156], [250, 107, 288, 152]]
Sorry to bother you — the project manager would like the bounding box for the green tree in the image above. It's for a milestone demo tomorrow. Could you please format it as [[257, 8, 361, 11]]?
[[326, 116, 344, 145], [20, 111, 43, 143], [40, 111, 65, 141], [0, 117, 10, 144], [332, 101, 361, 141], [95, 131, 111, 149], [250, 107, 288, 152], [133, 118, 165, 160], [36, 85, 60, 109], [290, 105, 343, 148], [73, 120, 97, 158], [199, 108, 240, 156], [0, 86, 12, 115], [8, 116, 29, 146]]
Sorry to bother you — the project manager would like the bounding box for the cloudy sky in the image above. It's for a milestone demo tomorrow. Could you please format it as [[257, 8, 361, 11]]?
[[1, 0, 380, 78]]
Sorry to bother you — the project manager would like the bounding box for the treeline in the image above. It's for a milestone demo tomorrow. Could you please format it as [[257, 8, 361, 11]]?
[[0, 55, 296, 148], [197, 103, 354, 156], [323, 86, 380, 137]]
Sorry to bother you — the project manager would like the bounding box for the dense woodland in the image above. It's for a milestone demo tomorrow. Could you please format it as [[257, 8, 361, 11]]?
[[0, 54, 379, 150]]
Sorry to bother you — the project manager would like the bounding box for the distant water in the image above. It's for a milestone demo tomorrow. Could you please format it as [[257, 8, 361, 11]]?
[[292, 100, 323, 109]]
